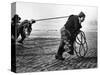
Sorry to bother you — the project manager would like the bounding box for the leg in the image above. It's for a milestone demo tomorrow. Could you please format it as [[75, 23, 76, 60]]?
[[55, 39, 65, 60], [68, 34, 76, 55], [18, 30, 26, 44]]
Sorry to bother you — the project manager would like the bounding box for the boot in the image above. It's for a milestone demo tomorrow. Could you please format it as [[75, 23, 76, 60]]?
[[55, 54, 65, 61]]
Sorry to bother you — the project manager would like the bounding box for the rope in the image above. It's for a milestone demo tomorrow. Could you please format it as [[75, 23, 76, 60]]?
[[74, 31, 88, 57], [36, 16, 69, 21]]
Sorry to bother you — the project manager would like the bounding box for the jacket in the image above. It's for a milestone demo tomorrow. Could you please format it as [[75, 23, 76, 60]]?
[[64, 15, 82, 34]]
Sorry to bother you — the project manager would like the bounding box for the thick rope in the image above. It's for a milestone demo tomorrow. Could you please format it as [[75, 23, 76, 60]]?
[[74, 31, 88, 57], [36, 16, 69, 21]]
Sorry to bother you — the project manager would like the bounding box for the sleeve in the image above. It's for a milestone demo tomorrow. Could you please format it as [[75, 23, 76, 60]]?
[[73, 16, 82, 32], [20, 20, 30, 28], [64, 15, 73, 29]]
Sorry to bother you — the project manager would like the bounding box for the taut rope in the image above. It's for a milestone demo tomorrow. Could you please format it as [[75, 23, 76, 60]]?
[[36, 16, 69, 21]]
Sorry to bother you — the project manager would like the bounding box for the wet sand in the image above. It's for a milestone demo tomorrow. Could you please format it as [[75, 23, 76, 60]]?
[[16, 37, 97, 73]]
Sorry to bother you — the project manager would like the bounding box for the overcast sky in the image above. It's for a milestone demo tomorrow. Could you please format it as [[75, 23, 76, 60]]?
[[15, 2, 98, 33]]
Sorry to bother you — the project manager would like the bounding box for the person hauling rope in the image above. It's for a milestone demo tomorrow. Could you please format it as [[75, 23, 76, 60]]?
[[17, 19, 36, 44], [55, 11, 86, 60]]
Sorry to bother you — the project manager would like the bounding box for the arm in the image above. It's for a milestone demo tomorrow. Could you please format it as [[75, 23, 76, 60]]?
[[73, 16, 82, 33]]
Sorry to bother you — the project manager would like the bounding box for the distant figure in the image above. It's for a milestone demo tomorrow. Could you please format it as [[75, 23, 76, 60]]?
[[55, 12, 86, 60], [17, 19, 36, 44], [11, 14, 21, 42]]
